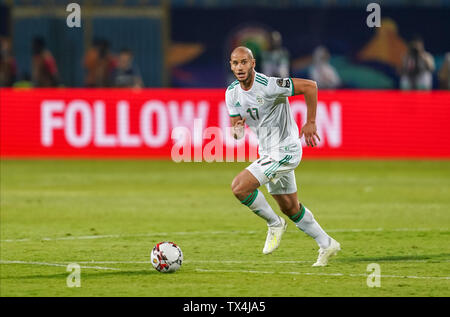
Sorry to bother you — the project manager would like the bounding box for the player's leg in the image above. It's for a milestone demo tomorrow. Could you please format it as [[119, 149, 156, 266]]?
[[268, 173, 340, 266], [271, 192, 331, 249], [231, 169, 282, 227], [231, 162, 286, 255]]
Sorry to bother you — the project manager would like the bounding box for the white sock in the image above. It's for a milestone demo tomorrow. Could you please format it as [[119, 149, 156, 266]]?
[[290, 204, 331, 249], [241, 189, 281, 227]]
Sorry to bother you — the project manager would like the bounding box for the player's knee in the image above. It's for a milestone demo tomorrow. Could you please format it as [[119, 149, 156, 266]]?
[[231, 177, 241, 197], [231, 177, 247, 200], [280, 201, 301, 215], [281, 206, 299, 215]]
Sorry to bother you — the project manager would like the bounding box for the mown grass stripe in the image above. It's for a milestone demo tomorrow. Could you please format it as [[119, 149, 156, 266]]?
[[2, 228, 447, 243], [195, 269, 450, 280]]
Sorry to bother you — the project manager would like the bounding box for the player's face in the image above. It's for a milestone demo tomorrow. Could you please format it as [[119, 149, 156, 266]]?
[[230, 53, 255, 82]]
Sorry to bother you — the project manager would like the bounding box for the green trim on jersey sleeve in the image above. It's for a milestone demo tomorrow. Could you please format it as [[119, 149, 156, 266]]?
[[227, 80, 239, 90], [229, 114, 241, 117], [255, 78, 268, 86], [289, 78, 294, 96], [255, 74, 268, 86]]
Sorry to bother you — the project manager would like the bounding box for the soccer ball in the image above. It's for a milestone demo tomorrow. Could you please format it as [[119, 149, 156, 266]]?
[[150, 241, 183, 273]]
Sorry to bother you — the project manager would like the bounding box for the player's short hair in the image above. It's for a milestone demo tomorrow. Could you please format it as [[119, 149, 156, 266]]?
[[230, 46, 254, 60]]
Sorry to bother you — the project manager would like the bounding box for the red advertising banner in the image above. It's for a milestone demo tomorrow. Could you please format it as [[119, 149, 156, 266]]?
[[1, 88, 449, 159]]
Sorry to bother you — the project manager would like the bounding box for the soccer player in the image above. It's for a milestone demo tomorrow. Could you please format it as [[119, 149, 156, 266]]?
[[226, 46, 340, 266]]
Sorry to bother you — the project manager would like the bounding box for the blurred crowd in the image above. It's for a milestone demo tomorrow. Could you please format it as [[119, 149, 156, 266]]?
[[1, 34, 449, 89], [257, 31, 342, 89], [259, 31, 450, 90], [0, 36, 143, 88], [83, 38, 143, 88]]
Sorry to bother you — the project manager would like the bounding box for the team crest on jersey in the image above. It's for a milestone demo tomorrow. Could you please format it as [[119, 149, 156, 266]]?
[[276, 78, 290, 88], [256, 95, 264, 106]]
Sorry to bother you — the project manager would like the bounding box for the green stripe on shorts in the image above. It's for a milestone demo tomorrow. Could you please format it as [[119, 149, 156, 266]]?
[[264, 155, 291, 178]]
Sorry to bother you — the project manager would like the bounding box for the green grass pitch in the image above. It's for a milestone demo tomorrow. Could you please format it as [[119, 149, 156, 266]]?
[[1, 159, 449, 297]]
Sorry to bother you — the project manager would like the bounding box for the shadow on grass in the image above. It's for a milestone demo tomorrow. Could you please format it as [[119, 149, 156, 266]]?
[[1, 269, 180, 280]]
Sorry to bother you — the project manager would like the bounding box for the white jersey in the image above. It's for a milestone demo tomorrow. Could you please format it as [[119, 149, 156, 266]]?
[[225, 71, 301, 156]]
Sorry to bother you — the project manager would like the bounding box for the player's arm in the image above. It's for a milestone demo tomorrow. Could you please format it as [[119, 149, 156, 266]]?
[[226, 89, 245, 139], [230, 115, 246, 140], [291, 78, 321, 147]]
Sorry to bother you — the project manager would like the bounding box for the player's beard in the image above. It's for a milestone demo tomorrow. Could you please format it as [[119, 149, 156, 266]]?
[[236, 68, 253, 85]]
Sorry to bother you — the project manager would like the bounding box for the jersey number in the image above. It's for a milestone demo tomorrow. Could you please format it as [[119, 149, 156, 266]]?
[[246, 108, 259, 120]]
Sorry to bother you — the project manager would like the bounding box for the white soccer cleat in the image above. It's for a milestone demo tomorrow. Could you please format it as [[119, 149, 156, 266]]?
[[263, 217, 287, 255], [312, 238, 341, 267]]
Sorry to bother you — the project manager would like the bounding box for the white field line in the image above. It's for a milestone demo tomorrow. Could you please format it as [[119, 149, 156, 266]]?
[[2, 260, 449, 280], [0, 260, 312, 265], [195, 268, 450, 281], [1, 227, 448, 243], [0, 260, 120, 271], [2, 258, 448, 267], [57, 259, 450, 265], [72, 260, 312, 264], [0, 231, 257, 243]]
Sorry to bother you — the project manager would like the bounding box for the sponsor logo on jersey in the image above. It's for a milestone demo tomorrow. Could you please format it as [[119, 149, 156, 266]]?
[[235, 101, 241, 107], [256, 95, 264, 106], [276, 78, 290, 88]]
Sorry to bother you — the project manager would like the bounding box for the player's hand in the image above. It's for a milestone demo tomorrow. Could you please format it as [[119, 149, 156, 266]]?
[[235, 117, 246, 127], [300, 121, 321, 147], [232, 117, 246, 139]]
